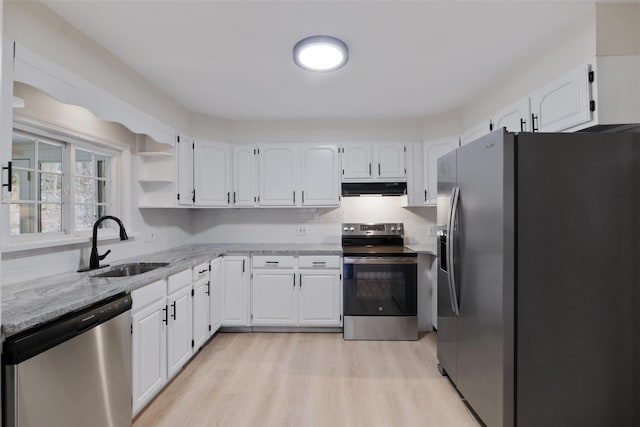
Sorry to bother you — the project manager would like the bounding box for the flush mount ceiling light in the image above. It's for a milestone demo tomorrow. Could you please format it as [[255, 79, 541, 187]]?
[[293, 35, 349, 72]]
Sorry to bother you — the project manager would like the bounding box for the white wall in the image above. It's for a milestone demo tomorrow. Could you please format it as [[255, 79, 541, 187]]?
[[192, 197, 436, 246], [3, 0, 192, 132], [460, 6, 597, 130], [595, 3, 640, 56], [228, 118, 424, 143]]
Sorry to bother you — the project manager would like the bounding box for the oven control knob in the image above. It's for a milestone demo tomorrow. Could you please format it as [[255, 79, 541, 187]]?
[[397, 227, 402, 233], [343, 227, 348, 232], [349, 227, 355, 231], [390, 227, 395, 232]]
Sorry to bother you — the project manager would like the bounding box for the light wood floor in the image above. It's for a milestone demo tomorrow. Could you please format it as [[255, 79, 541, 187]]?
[[133, 332, 479, 427]]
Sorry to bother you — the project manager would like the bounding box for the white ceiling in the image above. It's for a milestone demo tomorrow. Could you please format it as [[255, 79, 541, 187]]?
[[42, 1, 604, 121]]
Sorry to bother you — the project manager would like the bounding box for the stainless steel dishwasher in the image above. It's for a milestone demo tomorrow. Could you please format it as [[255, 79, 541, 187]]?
[[2, 293, 132, 427]]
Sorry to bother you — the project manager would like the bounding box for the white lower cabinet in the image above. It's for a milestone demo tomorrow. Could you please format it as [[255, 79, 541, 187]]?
[[252, 270, 298, 326], [210, 257, 224, 333], [251, 255, 342, 327], [298, 270, 341, 326], [192, 262, 211, 352], [222, 255, 251, 326], [131, 280, 167, 416], [131, 268, 195, 416]]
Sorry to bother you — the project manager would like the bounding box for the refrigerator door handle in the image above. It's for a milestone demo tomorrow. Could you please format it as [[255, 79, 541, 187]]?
[[448, 186, 461, 315]]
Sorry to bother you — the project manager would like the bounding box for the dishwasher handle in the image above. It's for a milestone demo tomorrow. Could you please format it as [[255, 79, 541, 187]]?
[[2, 293, 131, 365]]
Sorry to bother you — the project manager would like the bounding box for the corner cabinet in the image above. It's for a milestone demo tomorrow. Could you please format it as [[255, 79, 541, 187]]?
[[341, 142, 407, 182], [222, 256, 251, 327], [423, 137, 458, 205]]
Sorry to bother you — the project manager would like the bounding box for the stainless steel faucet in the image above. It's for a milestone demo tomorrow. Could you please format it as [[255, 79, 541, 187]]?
[[88, 215, 129, 270]]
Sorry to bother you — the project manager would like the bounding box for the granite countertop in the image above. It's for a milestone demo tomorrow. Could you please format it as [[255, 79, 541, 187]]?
[[2, 243, 342, 336], [406, 244, 438, 255]]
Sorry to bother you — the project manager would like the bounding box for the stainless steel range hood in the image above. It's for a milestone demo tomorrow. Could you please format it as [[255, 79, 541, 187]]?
[[341, 182, 407, 196]]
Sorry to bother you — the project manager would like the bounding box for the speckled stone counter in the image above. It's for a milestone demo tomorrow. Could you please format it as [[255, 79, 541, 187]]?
[[2, 243, 342, 336], [406, 244, 437, 256]]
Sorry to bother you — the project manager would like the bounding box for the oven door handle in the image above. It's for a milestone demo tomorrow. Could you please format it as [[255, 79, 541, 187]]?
[[343, 257, 417, 265]]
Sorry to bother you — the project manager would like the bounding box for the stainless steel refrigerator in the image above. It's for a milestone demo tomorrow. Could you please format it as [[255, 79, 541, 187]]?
[[437, 129, 640, 427]]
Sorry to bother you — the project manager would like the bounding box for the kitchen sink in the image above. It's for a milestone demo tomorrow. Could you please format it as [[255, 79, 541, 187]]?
[[91, 262, 170, 278]]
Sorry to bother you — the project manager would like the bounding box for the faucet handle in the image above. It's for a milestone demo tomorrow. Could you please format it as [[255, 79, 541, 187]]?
[[98, 249, 112, 261]]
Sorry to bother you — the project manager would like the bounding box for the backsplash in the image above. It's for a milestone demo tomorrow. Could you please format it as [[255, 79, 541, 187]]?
[[192, 196, 437, 245]]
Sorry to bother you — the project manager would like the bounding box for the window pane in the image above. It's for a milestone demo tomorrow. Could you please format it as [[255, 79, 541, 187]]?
[[76, 149, 94, 176], [40, 203, 62, 233], [10, 203, 36, 235], [12, 135, 35, 165], [96, 155, 108, 178], [75, 204, 95, 231], [38, 142, 63, 173], [97, 179, 108, 204], [40, 173, 62, 203], [97, 204, 108, 219], [75, 177, 96, 204], [11, 169, 35, 201]]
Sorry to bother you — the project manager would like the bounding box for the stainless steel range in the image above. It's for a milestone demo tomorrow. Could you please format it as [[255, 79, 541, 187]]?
[[342, 223, 418, 340]]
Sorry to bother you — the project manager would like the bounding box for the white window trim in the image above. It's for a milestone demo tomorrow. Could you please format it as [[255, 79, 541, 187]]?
[[2, 117, 133, 252]]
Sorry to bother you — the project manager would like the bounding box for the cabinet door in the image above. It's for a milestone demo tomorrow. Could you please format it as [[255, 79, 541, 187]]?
[[193, 278, 210, 351], [252, 271, 298, 326], [342, 143, 373, 180], [374, 143, 406, 180], [492, 97, 530, 132], [210, 257, 223, 333], [222, 256, 250, 326], [259, 144, 297, 206], [167, 286, 193, 379], [460, 120, 491, 146], [132, 298, 167, 415], [299, 271, 341, 326], [299, 144, 340, 206], [194, 139, 231, 207], [176, 133, 193, 206], [530, 63, 592, 132], [423, 138, 457, 205], [232, 145, 257, 207]]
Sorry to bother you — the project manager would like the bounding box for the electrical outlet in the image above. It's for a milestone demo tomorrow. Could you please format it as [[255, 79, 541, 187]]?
[[296, 224, 307, 236], [427, 225, 436, 237], [145, 229, 155, 242]]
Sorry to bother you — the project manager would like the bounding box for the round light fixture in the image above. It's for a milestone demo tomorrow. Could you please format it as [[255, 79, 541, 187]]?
[[293, 35, 348, 72]]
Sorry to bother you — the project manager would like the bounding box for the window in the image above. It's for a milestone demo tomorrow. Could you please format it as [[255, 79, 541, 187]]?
[[9, 129, 116, 238]]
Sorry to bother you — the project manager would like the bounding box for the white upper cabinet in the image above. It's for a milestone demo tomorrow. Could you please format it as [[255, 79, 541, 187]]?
[[232, 145, 258, 207], [176, 133, 194, 206], [530, 62, 593, 132], [299, 144, 340, 207], [423, 137, 458, 205], [341, 143, 373, 180], [259, 144, 297, 206], [491, 97, 531, 132], [342, 142, 406, 182], [193, 139, 231, 207], [374, 143, 406, 179]]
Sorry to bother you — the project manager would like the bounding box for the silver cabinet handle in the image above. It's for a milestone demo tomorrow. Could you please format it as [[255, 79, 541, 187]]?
[[447, 186, 461, 316]]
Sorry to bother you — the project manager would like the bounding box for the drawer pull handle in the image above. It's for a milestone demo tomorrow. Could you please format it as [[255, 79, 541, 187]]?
[[265, 261, 279, 265], [198, 269, 208, 274]]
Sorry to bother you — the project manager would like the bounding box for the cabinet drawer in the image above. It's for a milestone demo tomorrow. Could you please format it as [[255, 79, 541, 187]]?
[[132, 279, 166, 312], [298, 255, 341, 269], [192, 262, 210, 282], [252, 255, 296, 269], [168, 268, 192, 294]]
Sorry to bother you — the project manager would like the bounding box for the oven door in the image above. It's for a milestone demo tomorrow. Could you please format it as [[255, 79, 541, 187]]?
[[343, 256, 417, 316]]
